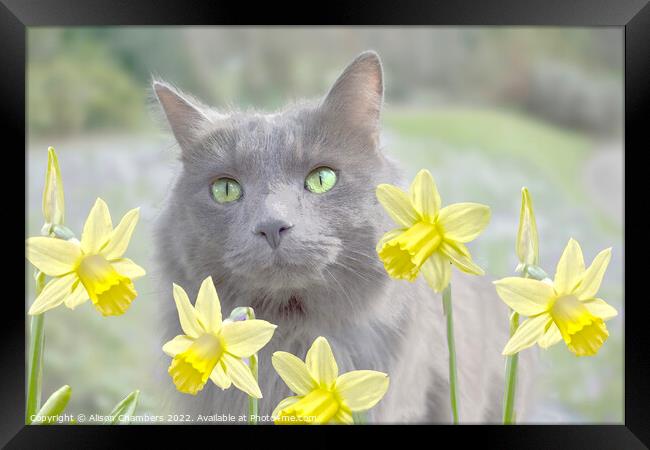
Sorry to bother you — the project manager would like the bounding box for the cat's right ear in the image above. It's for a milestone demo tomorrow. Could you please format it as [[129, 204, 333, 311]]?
[[153, 81, 212, 150], [320, 51, 384, 138]]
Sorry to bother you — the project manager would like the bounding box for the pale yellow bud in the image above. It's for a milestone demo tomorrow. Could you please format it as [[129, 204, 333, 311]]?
[[42, 147, 65, 228], [516, 187, 539, 267]]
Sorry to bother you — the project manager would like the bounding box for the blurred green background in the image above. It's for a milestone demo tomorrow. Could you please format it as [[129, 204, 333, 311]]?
[[26, 27, 623, 423]]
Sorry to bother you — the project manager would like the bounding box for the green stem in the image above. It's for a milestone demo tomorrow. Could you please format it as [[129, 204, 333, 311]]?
[[502, 264, 547, 424], [352, 411, 367, 425], [502, 311, 519, 424], [26, 271, 46, 424], [442, 283, 459, 424], [246, 308, 258, 425]]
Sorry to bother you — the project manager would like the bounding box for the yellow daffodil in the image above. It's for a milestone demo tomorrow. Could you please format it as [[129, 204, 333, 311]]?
[[495, 238, 617, 356], [515, 187, 539, 272], [42, 147, 65, 232], [271, 336, 389, 424], [376, 169, 491, 292], [26, 198, 145, 316], [163, 276, 277, 397]]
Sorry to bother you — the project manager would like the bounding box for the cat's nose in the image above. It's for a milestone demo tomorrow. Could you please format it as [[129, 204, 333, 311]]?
[[254, 220, 294, 249]]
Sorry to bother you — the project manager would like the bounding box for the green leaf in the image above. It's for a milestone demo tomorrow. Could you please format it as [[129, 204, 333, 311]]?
[[109, 390, 140, 424], [34, 385, 71, 424]]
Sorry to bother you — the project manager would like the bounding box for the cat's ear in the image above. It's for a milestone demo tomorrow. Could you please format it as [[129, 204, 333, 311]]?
[[320, 51, 384, 135], [153, 81, 212, 149]]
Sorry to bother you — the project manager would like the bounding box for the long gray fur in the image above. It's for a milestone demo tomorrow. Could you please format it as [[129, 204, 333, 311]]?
[[152, 51, 536, 423]]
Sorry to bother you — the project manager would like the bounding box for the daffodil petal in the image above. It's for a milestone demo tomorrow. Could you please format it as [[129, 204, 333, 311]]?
[[420, 252, 451, 293], [110, 258, 146, 279], [221, 320, 277, 358], [440, 241, 484, 276], [101, 208, 139, 260], [26, 237, 81, 276], [437, 203, 491, 243], [574, 248, 612, 300], [222, 353, 262, 398], [63, 280, 89, 309], [272, 396, 301, 419], [272, 351, 317, 396], [502, 314, 551, 355], [493, 277, 554, 316], [194, 276, 222, 332], [80, 198, 113, 254], [538, 322, 562, 349], [376, 228, 404, 253], [554, 238, 585, 295], [172, 283, 203, 338], [162, 335, 194, 357], [305, 337, 338, 386], [333, 408, 354, 425], [583, 298, 618, 321], [209, 361, 232, 390], [28, 273, 77, 315], [376, 184, 419, 228], [334, 370, 389, 411], [409, 169, 440, 220]]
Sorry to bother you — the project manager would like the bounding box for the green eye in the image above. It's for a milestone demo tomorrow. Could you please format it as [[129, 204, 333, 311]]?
[[305, 167, 337, 194], [211, 178, 242, 203]]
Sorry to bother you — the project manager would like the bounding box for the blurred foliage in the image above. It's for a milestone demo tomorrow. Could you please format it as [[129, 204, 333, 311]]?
[[28, 32, 144, 135], [28, 27, 622, 137], [385, 109, 589, 194]]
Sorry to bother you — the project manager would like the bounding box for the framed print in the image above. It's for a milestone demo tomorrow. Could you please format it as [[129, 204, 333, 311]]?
[[1, 0, 647, 447]]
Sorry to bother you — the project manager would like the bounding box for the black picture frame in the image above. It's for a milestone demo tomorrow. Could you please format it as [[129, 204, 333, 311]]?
[[2, 0, 646, 447]]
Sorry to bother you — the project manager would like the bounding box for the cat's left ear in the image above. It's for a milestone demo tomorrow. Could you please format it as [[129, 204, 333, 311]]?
[[320, 51, 384, 138]]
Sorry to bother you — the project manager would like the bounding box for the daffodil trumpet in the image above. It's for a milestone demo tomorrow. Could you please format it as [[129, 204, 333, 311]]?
[[26, 198, 145, 317], [376, 169, 490, 424], [163, 277, 277, 411], [375, 169, 490, 293], [497, 238, 616, 357], [271, 336, 389, 425], [497, 236, 616, 425]]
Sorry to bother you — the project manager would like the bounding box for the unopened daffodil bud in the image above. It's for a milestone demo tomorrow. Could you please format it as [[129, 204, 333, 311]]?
[[42, 147, 65, 232], [515, 187, 539, 272]]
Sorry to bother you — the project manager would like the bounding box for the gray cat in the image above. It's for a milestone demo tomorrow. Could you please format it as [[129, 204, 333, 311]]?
[[152, 51, 535, 423]]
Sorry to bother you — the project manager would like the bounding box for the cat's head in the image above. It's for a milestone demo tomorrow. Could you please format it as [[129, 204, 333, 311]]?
[[154, 51, 400, 329]]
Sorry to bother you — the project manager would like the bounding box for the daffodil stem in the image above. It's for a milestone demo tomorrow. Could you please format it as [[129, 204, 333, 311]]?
[[246, 308, 259, 425], [352, 411, 367, 425], [442, 283, 459, 424], [502, 264, 546, 424], [26, 271, 46, 424], [502, 311, 519, 424]]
